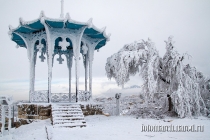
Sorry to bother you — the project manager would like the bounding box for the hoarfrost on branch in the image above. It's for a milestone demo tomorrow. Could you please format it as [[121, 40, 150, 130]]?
[[105, 36, 209, 118]]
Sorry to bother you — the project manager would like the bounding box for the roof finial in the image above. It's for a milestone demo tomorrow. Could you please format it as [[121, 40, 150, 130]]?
[[60, 0, 64, 18]]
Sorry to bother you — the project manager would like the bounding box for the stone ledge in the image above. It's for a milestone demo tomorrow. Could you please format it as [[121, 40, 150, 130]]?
[[81, 104, 103, 116], [18, 104, 51, 120]]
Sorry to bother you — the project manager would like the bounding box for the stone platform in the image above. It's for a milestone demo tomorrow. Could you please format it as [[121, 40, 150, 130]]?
[[17, 103, 103, 121]]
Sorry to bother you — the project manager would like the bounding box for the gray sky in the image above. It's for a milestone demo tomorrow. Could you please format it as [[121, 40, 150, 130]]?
[[0, 0, 210, 101]]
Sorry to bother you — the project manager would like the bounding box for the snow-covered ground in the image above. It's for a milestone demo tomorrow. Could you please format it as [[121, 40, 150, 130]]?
[[1, 115, 210, 140]]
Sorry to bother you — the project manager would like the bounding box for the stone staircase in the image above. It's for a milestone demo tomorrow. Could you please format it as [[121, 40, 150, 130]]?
[[51, 104, 86, 128]]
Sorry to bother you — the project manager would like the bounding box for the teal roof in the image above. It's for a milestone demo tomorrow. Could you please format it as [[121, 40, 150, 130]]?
[[10, 15, 109, 50], [84, 28, 100, 34], [46, 20, 64, 28], [96, 39, 106, 50], [65, 21, 85, 29], [27, 20, 44, 30], [11, 33, 26, 47]]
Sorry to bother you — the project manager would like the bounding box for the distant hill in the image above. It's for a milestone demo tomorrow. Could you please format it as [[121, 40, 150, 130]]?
[[125, 85, 141, 89], [100, 85, 142, 98]]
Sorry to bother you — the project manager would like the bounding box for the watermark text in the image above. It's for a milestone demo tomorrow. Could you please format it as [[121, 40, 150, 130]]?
[[141, 124, 204, 132]]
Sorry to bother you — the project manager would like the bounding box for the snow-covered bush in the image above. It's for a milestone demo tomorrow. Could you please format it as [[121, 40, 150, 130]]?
[[105, 36, 209, 118]]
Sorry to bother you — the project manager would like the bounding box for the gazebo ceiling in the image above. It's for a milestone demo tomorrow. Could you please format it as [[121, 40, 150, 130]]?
[[9, 12, 110, 50]]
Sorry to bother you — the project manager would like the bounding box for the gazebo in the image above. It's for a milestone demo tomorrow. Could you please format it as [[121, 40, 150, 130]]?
[[8, 1, 110, 103]]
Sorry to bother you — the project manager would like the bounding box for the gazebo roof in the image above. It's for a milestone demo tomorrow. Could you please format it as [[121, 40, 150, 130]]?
[[9, 12, 110, 50]]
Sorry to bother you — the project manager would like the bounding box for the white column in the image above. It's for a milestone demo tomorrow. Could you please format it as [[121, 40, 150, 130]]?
[[86, 39, 103, 99], [29, 52, 35, 102], [85, 54, 88, 91], [87, 45, 96, 99], [1, 106, 5, 136], [69, 52, 73, 102], [75, 55, 79, 102], [41, 17, 54, 103], [72, 28, 87, 102], [13, 32, 36, 103], [69, 58, 71, 102], [29, 49, 36, 102], [89, 55, 93, 98], [65, 51, 73, 102], [8, 105, 11, 132], [12, 29, 47, 103], [47, 53, 53, 103]]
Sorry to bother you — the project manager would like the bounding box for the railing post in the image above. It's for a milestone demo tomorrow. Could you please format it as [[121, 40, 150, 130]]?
[[115, 93, 121, 116]]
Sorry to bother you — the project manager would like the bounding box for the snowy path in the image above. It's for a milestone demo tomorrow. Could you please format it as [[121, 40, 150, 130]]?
[[1, 119, 51, 140], [52, 115, 210, 140], [1, 115, 210, 140]]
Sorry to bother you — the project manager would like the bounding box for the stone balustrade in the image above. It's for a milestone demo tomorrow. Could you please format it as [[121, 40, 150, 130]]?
[[31, 90, 91, 103]]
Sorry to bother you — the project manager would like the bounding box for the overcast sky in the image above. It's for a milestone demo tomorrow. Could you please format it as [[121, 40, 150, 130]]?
[[0, 0, 210, 101]]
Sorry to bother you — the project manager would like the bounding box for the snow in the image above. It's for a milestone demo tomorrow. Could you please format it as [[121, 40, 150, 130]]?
[[1, 115, 210, 140], [105, 37, 210, 118]]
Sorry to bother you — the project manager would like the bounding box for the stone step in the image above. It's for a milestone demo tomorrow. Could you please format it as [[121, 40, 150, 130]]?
[[54, 114, 84, 118], [52, 108, 81, 111], [51, 104, 86, 128], [52, 112, 83, 115], [53, 113, 83, 116], [52, 110, 81, 112], [53, 123, 86, 127], [52, 104, 80, 106], [53, 116, 85, 120], [52, 106, 81, 109], [52, 105, 80, 107], [53, 120, 86, 124]]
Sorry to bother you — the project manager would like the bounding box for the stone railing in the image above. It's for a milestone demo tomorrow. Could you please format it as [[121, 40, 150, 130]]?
[[51, 90, 91, 103], [31, 90, 48, 103], [30, 90, 91, 103], [77, 90, 91, 102], [51, 93, 69, 103]]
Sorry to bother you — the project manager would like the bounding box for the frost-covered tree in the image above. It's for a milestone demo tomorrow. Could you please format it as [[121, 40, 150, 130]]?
[[105, 36, 208, 118], [161, 37, 206, 117], [105, 39, 159, 101]]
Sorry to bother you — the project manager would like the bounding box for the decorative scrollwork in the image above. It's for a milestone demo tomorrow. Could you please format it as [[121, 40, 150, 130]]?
[[77, 90, 91, 101], [51, 90, 91, 102], [31, 90, 91, 103], [31, 90, 48, 102], [71, 94, 76, 102], [51, 93, 69, 102]]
